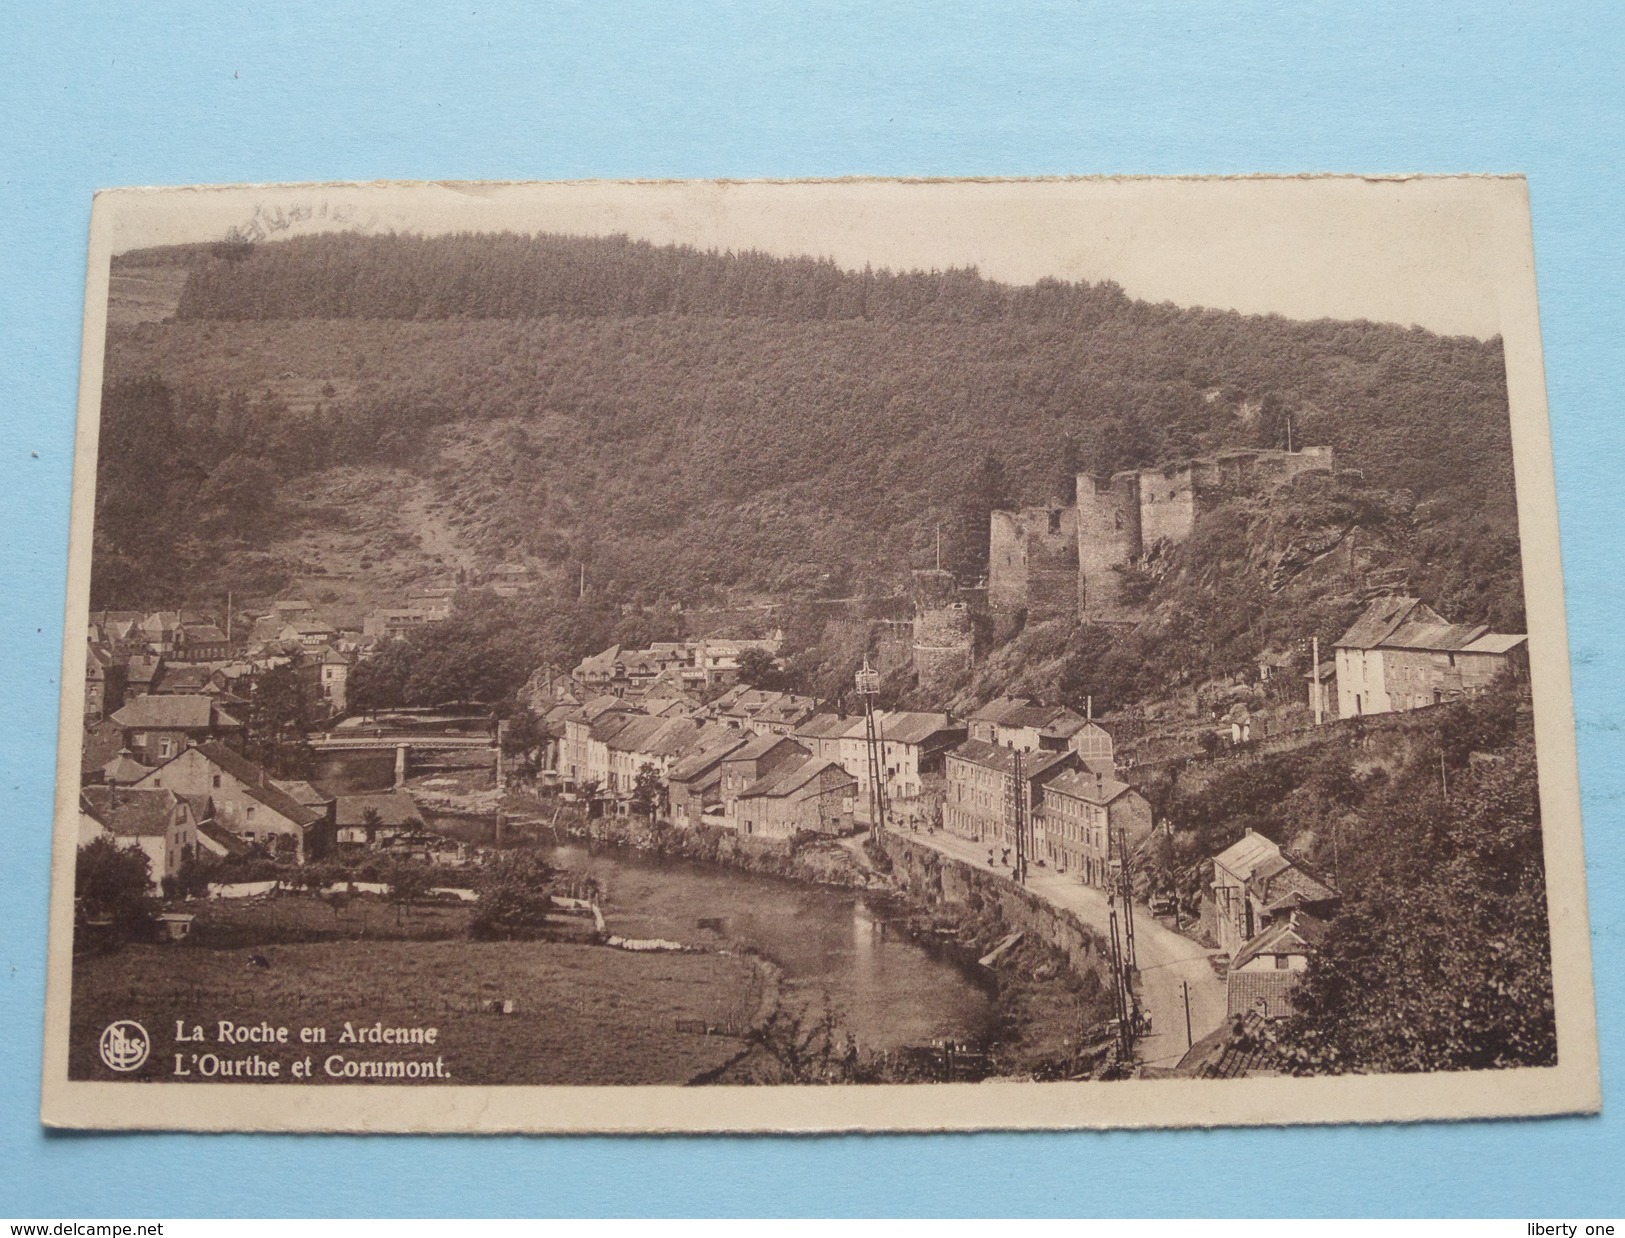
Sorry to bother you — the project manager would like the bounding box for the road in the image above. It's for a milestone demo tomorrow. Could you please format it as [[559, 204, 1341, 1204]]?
[[894, 826, 1228, 1068]]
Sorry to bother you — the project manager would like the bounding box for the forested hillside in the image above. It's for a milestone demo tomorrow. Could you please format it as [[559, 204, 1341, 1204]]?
[[98, 232, 1521, 631]]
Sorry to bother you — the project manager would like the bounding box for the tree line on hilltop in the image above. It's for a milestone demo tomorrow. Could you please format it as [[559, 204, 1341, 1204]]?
[[101, 231, 1519, 622]]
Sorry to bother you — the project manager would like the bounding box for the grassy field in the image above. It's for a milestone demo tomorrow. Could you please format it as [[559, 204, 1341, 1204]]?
[[71, 938, 763, 1085]]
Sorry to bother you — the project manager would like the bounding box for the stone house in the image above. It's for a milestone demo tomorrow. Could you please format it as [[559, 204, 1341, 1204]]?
[[718, 734, 811, 826], [943, 739, 1078, 849], [1224, 910, 1330, 1020], [334, 790, 424, 849], [1334, 596, 1528, 717], [84, 641, 125, 723], [1210, 829, 1340, 958], [108, 694, 246, 766], [558, 696, 637, 788], [666, 732, 750, 828], [132, 741, 333, 863], [791, 712, 856, 763], [1035, 768, 1154, 887], [735, 758, 857, 839], [178, 623, 232, 661], [603, 715, 702, 804], [833, 710, 967, 825], [79, 786, 201, 894]]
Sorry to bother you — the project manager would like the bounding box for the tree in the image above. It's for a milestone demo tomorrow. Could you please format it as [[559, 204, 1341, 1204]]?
[[741, 1002, 858, 1084], [1270, 737, 1554, 1075], [734, 647, 778, 689], [470, 851, 558, 940], [246, 663, 320, 775], [359, 806, 384, 846], [500, 705, 547, 775], [630, 763, 665, 821], [386, 858, 431, 926], [75, 838, 156, 944]]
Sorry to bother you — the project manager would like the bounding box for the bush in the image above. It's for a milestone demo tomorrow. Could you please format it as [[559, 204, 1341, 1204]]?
[[469, 851, 558, 939]]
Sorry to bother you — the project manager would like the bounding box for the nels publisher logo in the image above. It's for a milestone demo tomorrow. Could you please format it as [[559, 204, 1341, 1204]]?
[[98, 1020, 150, 1072]]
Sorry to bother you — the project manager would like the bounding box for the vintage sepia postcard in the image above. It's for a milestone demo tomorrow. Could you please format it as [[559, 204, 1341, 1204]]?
[[40, 176, 1600, 1132]]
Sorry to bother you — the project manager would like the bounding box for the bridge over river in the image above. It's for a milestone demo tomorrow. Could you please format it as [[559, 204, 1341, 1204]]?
[[306, 729, 497, 787]]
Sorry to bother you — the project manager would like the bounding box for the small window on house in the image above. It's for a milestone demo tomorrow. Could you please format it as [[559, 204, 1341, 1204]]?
[[212, 774, 222, 788], [1275, 955, 1290, 970], [1047, 510, 1061, 534], [245, 806, 255, 819]]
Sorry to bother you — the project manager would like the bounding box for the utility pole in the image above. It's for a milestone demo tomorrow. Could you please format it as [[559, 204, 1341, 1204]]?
[[1010, 748, 1027, 885], [1117, 825, 1137, 972], [1440, 751, 1449, 801], [855, 659, 887, 836], [1312, 636, 1323, 726], [225, 590, 233, 648], [934, 523, 942, 572], [578, 563, 586, 601], [1106, 889, 1133, 1062], [1182, 980, 1193, 1050]]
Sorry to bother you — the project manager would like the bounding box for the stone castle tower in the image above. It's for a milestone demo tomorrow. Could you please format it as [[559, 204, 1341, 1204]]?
[[990, 446, 1335, 624], [911, 567, 975, 686]]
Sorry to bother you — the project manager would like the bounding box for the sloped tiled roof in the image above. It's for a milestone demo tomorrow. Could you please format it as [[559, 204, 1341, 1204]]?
[[1041, 768, 1136, 807], [1463, 632, 1528, 655], [1230, 911, 1329, 971], [1178, 1012, 1283, 1078], [334, 791, 423, 828], [1383, 619, 1488, 652], [740, 757, 855, 800], [876, 710, 962, 746], [968, 695, 1035, 725], [724, 733, 808, 766], [110, 694, 218, 730], [669, 734, 750, 783], [272, 779, 332, 809], [1212, 830, 1284, 882], [197, 817, 251, 857], [80, 786, 182, 838], [1226, 969, 1304, 1020], [948, 739, 1074, 781], [794, 712, 856, 740], [1333, 596, 1426, 650], [142, 741, 322, 828], [102, 750, 153, 785]]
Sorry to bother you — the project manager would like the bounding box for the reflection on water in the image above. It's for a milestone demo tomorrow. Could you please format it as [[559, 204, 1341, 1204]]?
[[313, 752, 994, 1050], [539, 841, 995, 1052]]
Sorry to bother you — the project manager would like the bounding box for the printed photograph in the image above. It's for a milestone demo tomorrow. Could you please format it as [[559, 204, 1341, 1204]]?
[[43, 178, 1597, 1130]]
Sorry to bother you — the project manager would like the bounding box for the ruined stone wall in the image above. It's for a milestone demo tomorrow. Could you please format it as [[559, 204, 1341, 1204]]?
[[911, 568, 959, 610], [1075, 472, 1144, 622], [1138, 462, 1200, 546], [987, 510, 1030, 614], [988, 505, 1079, 619], [913, 602, 973, 685], [1189, 447, 1335, 508]]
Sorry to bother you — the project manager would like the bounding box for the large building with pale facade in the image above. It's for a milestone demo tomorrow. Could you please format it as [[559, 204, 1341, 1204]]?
[[1333, 596, 1527, 718]]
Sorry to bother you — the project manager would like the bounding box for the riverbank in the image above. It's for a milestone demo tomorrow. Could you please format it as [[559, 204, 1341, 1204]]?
[[472, 783, 1122, 1076]]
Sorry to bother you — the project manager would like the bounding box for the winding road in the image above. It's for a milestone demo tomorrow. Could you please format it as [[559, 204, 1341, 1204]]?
[[898, 827, 1228, 1067]]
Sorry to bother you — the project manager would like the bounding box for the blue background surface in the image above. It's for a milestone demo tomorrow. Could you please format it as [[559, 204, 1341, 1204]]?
[[2, 1, 1621, 1217]]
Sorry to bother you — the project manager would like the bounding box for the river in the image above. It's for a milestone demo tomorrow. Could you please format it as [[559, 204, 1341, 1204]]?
[[532, 841, 998, 1053], [315, 750, 997, 1052]]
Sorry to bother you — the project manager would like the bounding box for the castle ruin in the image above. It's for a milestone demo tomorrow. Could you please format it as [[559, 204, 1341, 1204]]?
[[910, 567, 976, 687], [990, 446, 1335, 623]]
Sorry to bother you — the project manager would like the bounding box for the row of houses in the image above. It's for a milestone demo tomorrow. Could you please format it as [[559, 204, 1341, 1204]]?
[[571, 635, 787, 701], [78, 735, 432, 893]]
